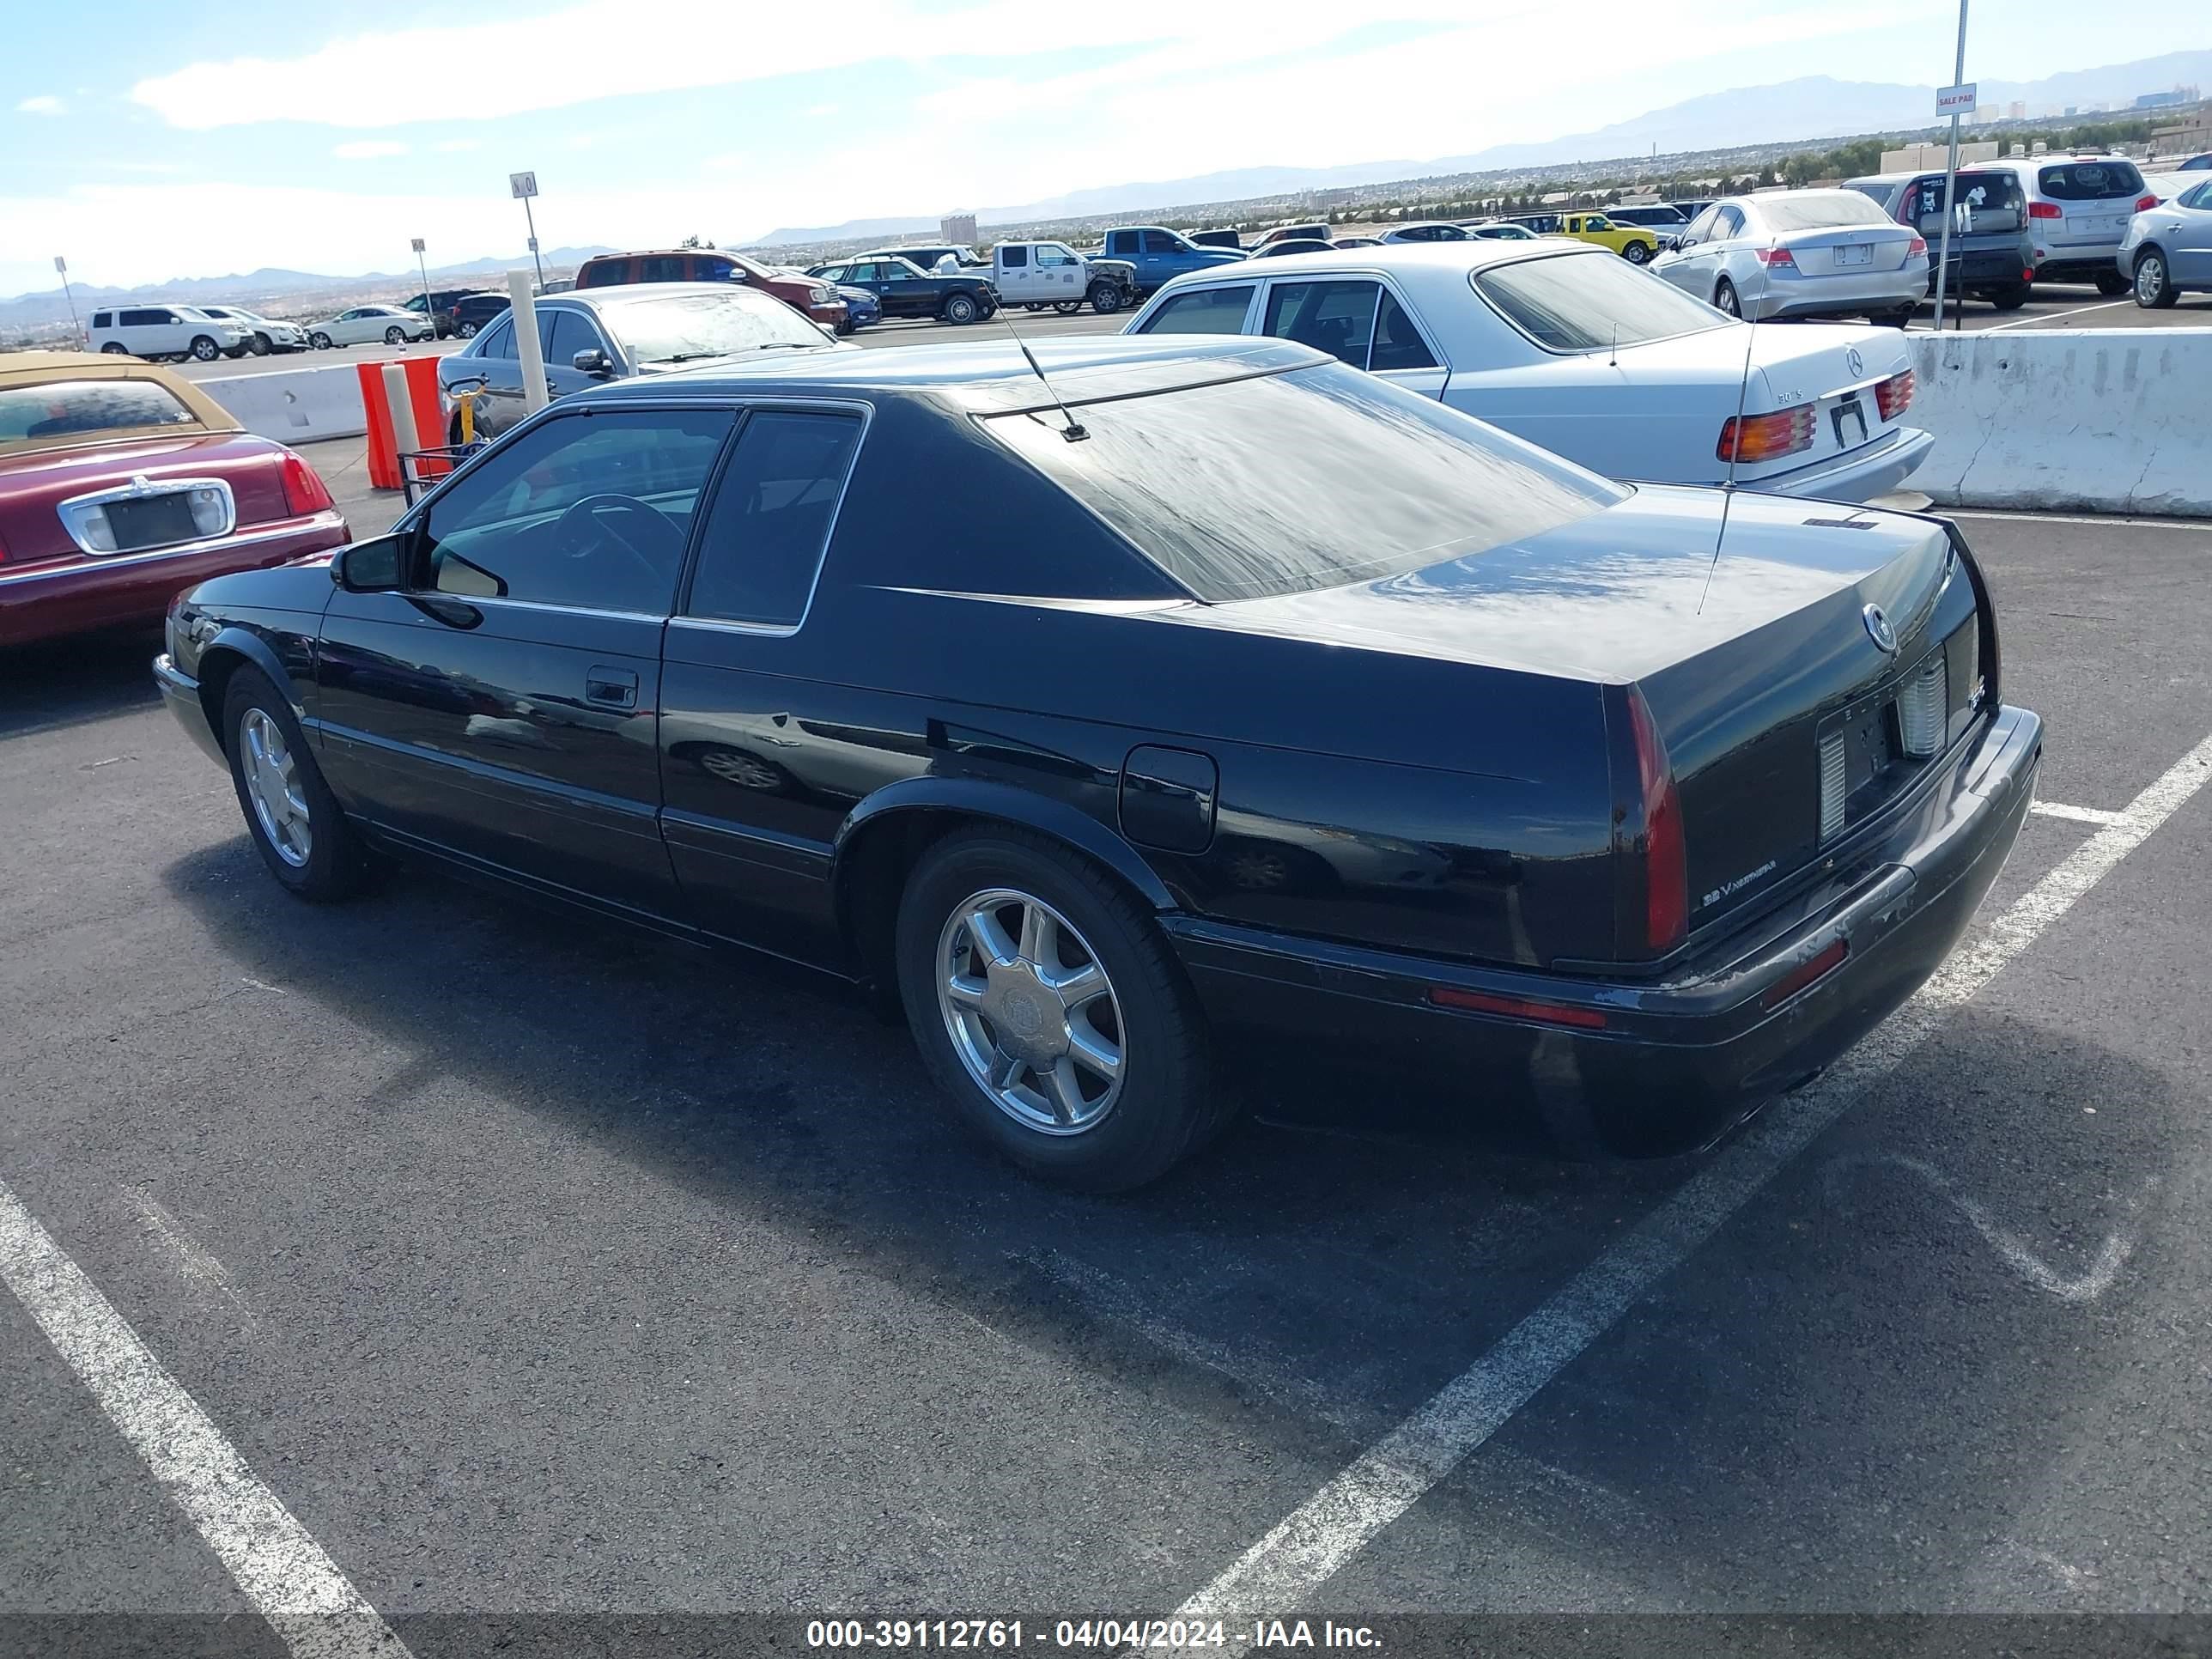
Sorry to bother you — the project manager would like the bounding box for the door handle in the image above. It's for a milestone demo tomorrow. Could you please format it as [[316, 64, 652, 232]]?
[[585, 666, 638, 708]]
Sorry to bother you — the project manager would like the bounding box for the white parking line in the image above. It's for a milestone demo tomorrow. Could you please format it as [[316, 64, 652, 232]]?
[[1984, 299, 2134, 331], [2032, 800, 2127, 826], [1164, 731, 2212, 1652], [0, 1178, 410, 1659]]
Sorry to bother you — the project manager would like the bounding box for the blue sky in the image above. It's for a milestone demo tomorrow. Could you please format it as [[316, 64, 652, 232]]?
[[3, 0, 2205, 295]]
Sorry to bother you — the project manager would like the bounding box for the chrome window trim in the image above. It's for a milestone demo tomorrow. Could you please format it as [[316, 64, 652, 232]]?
[[56, 473, 237, 556], [0, 511, 342, 585]]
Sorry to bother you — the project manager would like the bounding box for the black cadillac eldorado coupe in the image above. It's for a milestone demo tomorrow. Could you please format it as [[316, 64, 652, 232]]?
[[155, 337, 2039, 1189]]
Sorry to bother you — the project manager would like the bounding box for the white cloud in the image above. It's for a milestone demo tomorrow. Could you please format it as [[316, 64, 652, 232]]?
[[334, 140, 408, 160], [17, 94, 66, 116], [432, 138, 480, 154]]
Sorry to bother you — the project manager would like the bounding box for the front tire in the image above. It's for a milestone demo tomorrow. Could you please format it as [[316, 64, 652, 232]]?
[[895, 830, 1222, 1191], [2134, 250, 2178, 309], [2094, 270, 2132, 297], [189, 335, 220, 362], [222, 667, 373, 902], [942, 292, 981, 325], [249, 332, 273, 355], [1712, 277, 1741, 318]]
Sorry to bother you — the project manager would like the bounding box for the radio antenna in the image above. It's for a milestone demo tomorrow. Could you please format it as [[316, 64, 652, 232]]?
[[996, 304, 1088, 442], [1697, 274, 1762, 616]]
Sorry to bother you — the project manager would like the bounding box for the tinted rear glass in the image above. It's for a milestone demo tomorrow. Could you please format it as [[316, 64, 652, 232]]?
[[0, 379, 199, 442], [2038, 161, 2145, 201], [1475, 252, 1729, 351], [981, 362, 1621, 602], [1753, 192, 1894, 233]]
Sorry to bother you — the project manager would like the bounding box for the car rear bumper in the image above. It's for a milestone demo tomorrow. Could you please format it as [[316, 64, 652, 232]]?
[[1753, 268, 1928, 318], [0, 514, 349, 648], [153, 652, 228, 768], [1168, 703, 2041, 1157], [1754, 425, 1935, 504]]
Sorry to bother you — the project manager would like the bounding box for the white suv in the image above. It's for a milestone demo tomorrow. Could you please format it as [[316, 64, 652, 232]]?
[[2012, 155, 2158, 292], [87, 304, 255, 362]]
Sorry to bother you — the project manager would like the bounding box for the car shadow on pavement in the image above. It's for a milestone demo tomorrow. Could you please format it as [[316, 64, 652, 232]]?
[[1, 627, 161, 742], [160, 836, 1689, 1450]]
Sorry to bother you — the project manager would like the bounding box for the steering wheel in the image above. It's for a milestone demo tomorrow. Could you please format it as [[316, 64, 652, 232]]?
[[551, 494, 684, 592]]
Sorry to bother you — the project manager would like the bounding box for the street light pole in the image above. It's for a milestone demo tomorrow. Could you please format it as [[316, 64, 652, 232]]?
[[1931, 0, 1971, 331]]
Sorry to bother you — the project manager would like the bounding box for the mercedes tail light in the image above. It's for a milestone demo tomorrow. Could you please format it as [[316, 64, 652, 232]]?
[[1717, 404, 1815, 463], [1875, 369, 1915, 420], [280, 450, 335, 516], [1628, 689, 1687, 953]]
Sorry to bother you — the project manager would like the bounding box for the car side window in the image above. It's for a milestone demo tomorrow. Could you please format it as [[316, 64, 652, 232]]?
[[1038, 246, 1077, 266], [1369, 289, 1437, 373], [640, 257, 686, 283], [480, 318, 518, 359], [685, 411, 863, 629], [1000, 245, 1030, 268], [544, 309, 604, 366], [417, 410, 732, 615], [579, 262, 625, 288], [1141, 230, 1181, 254], [698, 258, 736, 281], [1262, 280, 1381, 368], [1714, 206, 1746, 240], [1139, 285, 1255, 334], [2181, 181, 2210, 210]]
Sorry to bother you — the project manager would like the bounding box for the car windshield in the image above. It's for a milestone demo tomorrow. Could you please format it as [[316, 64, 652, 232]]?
[[604, 291, 831, 362], [0, 378, 201, 444], [2038, 161, 2146, 201], [1474, 251, 1730, 351], [981, 362, 1621, 602], [1753, 192, 1895, 233]]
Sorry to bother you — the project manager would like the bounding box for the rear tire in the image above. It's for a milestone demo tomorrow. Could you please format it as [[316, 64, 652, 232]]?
[[2094, 270, 2131, 297], [384, 325, 405, 344], [942, 292, 981, 325], [100, 342, 130, 355], [457, 320, 479, 338], [895, 829, 1224, 1191], [1712, 278, 1741, 318], [222, 666, 374, 902], [2133, 249, 2178, 309], [1988, 284, 2031, 312]]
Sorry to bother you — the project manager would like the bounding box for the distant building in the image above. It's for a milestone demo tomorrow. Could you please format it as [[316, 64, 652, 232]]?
[[1881, 141, 2000, 172], [940, 212, 978, 246], [2006, 100, 2027, 120], [2134, 90, 2187, 111]]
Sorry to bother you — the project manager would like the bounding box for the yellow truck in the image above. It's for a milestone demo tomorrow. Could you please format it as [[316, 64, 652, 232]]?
[[1551, 212, 1662, 264]]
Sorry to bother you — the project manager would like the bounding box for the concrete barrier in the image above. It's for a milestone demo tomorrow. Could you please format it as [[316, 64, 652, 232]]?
[[1908, 327, 2212, 517], [199, 364, 369, 443]]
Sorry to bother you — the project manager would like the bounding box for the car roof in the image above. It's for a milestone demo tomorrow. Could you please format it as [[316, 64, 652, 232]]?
[[532, 280, 768, 312], [1149, 238, 1610, 290], [0, 350, 240, 451], [585, 335, 1326, 416]]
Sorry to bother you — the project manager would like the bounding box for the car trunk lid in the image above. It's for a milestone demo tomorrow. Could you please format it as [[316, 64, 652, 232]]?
[[0, 431, 295, 571]]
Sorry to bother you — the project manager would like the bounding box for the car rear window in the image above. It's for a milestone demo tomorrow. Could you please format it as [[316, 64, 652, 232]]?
[[1753, 192, 1894, 233], [1474, 251, 1729, 351], [2038, 161, 2146, 201], [0, 379, 200, 443], [981, 362, 1621, 602]]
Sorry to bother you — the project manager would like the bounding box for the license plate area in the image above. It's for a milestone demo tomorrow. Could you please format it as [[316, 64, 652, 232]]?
[[1820, 682, 1908, 833], [1831, 396, 1869, 450], [1837, 243, 1873, 267], [101, 493, 200, 552]]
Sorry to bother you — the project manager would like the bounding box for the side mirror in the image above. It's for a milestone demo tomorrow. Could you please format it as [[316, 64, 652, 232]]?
[[332, 533, 405, 593], [571, 348, 614, 376]]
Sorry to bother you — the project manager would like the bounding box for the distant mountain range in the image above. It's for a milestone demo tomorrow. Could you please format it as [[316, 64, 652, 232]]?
[[750, 49, 2210, 244], [0, 248, 618, 329]]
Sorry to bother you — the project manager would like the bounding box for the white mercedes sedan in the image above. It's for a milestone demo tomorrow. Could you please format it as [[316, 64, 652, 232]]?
[[1121, 241, 1931, 504], [304, 304, 436, 349], [1650, 189, 1929, 322]]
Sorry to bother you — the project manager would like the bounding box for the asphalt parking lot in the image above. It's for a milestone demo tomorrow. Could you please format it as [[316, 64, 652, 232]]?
[[3, 473, 2208, 1656]]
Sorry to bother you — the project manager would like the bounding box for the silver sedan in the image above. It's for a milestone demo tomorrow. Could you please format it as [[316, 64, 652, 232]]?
[[1650, 189, 1930, 322], [2118, 177, 2212, 308]]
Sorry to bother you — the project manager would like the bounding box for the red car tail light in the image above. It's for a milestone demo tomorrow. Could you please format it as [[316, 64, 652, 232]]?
[[1717, 404, 1814, 463], [1760, 939, 1849, 1010], [2028, 201, 2062, 220], [280, 450, 335, 516], [1428, 986, 1608, 1030], [2135, 194, 2160, 211], [1628, 688, 1687, 952], [1755, 246, 1796, 268], [1875, 369, 1915, 420], [1907, 235, 1928, 257]]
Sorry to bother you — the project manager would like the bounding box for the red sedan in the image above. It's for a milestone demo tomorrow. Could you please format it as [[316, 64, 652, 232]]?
[[0, 351, 349, 648]]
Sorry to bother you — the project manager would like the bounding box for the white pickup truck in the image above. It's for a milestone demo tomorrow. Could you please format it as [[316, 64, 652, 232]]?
[[982, 241, 1139, 314]]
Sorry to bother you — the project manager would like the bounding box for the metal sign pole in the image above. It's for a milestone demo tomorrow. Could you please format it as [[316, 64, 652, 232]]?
[[411, 238, 432, 325], [54, 256, 81, 346], [510, 172, 546, 290], [1932, 0, 1971, 331]]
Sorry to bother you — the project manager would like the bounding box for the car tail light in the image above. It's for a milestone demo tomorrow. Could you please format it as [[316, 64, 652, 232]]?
[[1819, 732, 1848, 842], [1717, 404, 1815, 463], [1427, 986, 1608, 1030], [280, 450, 335, 516], [2135, 194, 2160, 211], [1898, 655, 1948, 758], [1628, 688, 1686, 952], [1760, 939, 1849, 1011], [2028, 201, 2062, 220], [1874, 368, 1915, 420], [1755, 246, 1796, 268], [1907, 235, 1928, 257]]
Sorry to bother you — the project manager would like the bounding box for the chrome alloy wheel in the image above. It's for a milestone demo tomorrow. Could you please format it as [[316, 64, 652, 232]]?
[[936, 888, 1126, 1135], [239, 708, 311, 867]]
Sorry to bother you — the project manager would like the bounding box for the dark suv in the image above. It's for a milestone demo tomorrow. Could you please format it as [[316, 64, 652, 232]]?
[[1846, 168, 2038, 309], [440, 293, 513, 339]]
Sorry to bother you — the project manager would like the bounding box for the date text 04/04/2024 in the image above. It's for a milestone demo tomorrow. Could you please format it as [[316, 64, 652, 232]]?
[[804, 1619, 1382, 1648]]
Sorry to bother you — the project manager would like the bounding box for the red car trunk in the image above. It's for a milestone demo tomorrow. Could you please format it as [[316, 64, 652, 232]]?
[[0, 430, 298, 572]]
